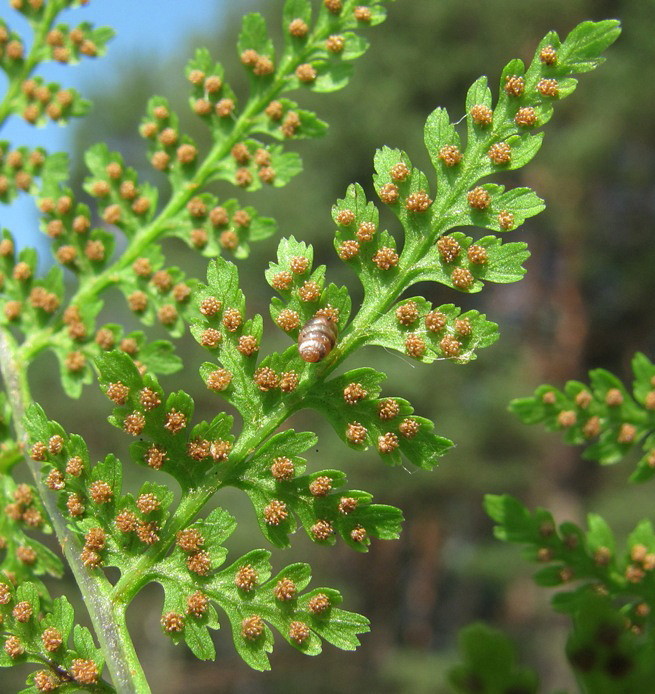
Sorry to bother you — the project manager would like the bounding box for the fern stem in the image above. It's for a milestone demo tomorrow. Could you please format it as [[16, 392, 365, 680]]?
[[0, 327, 150, 694]]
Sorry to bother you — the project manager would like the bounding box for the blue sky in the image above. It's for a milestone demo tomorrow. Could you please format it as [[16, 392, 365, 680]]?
[[1, 0, 229, 247]]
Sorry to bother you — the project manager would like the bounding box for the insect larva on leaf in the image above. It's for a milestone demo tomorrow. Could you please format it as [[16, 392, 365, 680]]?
[[298, 315, 338, 362]]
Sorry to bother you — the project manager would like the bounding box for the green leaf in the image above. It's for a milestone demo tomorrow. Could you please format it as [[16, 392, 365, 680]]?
[[207, 555, 368, 670], [267, 238, 351, 347], [147, 536, 370, 670], [39, 151, 70, 190], [251, 99, 328, 140], [372, 147, 432, 235], [210, 143, 302, 191], [558, 20, 622, 73], [301, 592, 369, 651], [23, 403, 57, 442], [247, 429, 316, 476], [189, 257, 277, 421], [283, 0, 312, 26], [15, 581, 40, 617], [533, 564, 571, 588], [566, 595, 655, 691], [97, 352, 226, 488], [197, 507, 237, 561], [72, 624, 104, 667], [310, 61, 354, 93], [231, 424, 405, 548], [46, 596, 75, 641], [183, 613, 218, 661], [50, 346, 92, 398], [238, 13, 274, 59], [269, 148, 303, 187], [364, 300, 499, 363], [228, 616, 274, 671], [139, 339, 183, 375], [165, 197, 277, 260], [484, 494, 544, 543], [585, 513, 615, 554], [465, 76, 492, 123], [424, 106, 462, 190], [302, 368, 452, 468], [511, 360, 651, 473], [632, 352, 655, 405], [627, 519, 655, 552], [89, 453, 122, 512], [629, 433, 655, 484], [338, 32, 370, 61], [448, 623, 539, 694]]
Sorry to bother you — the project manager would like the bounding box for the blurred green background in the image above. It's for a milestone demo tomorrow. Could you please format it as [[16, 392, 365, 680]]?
[[5, 0, 655, 691]]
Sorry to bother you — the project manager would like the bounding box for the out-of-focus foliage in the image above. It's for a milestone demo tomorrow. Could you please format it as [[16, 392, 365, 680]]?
[[448, 623, 539, 694], [512, 352, 655, 479]]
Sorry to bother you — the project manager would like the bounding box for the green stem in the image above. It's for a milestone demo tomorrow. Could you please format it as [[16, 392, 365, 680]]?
[[104, 605, 152, 694]]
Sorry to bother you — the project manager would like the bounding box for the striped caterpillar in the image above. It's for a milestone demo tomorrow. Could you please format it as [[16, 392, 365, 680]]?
[[297, 315, 338, 362]]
